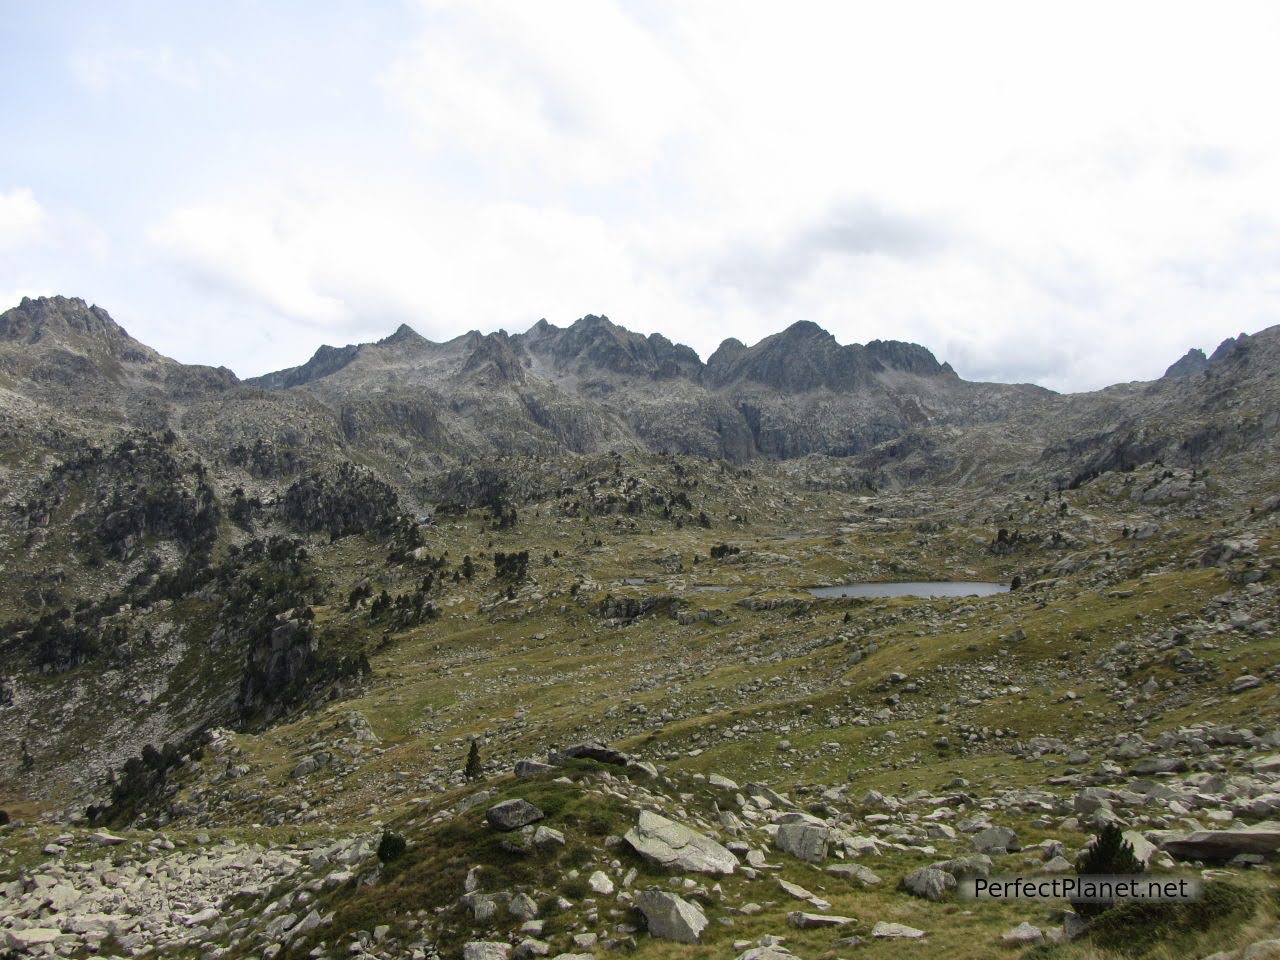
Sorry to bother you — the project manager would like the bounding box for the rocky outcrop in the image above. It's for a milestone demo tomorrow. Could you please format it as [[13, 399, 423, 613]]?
[[1163, 347, 1209, 379]]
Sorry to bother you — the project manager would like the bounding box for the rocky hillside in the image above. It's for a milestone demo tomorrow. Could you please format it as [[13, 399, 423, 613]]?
[[1, 295, 1279, 959]]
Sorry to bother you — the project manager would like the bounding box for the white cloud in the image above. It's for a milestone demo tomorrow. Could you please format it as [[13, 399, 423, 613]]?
[[0, 189, 47, 251], [382, 0, 693, 185], [148, 206, 348, 327], [95, 1, 1280, 387], [69, 46, 203, 96]]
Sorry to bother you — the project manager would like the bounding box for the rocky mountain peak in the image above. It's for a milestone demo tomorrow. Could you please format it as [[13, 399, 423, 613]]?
[[777, 319, 836, 343], [247, 341, 363, 390], [1210, 332, 1250, 364], [378, 323, 425, 347], [1163, 347, 1210, 379], [865, 339, 953, 377], [707, 320, 948, 392], [0, 296, 155, 362], [459, 329, 527, 386], [518, 314, 701, 381]]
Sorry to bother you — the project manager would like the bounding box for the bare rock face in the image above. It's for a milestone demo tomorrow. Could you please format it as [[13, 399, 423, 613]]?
[[1163, 347, 1209, 379], [624, 810, 738, 875]]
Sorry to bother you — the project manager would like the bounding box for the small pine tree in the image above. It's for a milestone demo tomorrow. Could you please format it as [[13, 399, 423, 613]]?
[[464, 740, 482, 781], [1073, 823, 1144, 918]]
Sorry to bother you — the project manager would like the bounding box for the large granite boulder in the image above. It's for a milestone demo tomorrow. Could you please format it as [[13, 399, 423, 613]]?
[[624, 811, 737, 875], [635, 889, 708, 943]]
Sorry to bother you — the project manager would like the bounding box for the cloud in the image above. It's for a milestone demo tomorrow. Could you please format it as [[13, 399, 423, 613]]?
[[69, 46, 202, 96], [713, 201, 947, 304], [0, 189, 47, 251], [18, 2, 1280, 388], [382, 0, 692, 185], [147, 206, 347, 327]]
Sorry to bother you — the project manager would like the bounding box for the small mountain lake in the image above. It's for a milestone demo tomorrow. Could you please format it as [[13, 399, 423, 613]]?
[[808, 581, 1009, 599]]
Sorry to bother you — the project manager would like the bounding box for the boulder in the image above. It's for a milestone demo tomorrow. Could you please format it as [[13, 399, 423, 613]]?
[[973, 825, 1020, 854], [1002, 922, 1044, 945], [902, 867, 955, 901], [1122, 831, 1159, 867], [6, 929, 62, 950], [587, 871, 614, 895], [464, 943, 512, 960], [624, 811, 737, 875], [487, 799, 545, 832], [872, 921, 926, 939], [636, 889, 708, 943], [826, 863, 881, 885], [931, 855, 992, 880], [736, 949, 794, 960], [509, 893, 539, 921], [515, 760, 556, 778], [549, 742, 629, 766], [1162, 822, 1280, 862], [774, 822, 829, 863], [532, 826, 565, 848], [788, 911, 855, 929]]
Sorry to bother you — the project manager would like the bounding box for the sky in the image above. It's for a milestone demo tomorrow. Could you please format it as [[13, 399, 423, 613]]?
[[3, 1, 1280, 391]]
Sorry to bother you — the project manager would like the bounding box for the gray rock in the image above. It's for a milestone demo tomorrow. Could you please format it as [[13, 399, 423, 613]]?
[[774, 822, 829, 863], [515, 760, 556, 778], [549, 742, 629, 766], [1002, 922, 1044, 945], [587, 870, 614, 895], [902, 867, 955, 901], [788, 911, 855, 928], [464, 942, 512, 960], [972, 825, 1019, 854], [735, 949, 794, 960], [6, 929, 62, 950], [1122, 831, 1159, 867], [514, 939, 550, 960], [1063, 912, 1089, 941], [532, 826, 565, 848], [1162, 822, 1280, 862], [872, 921, 926, 939], [509, 892, 539, 921], [930, 855, 992, 880], [487, 799, 545, 831], [636, 889, 708, 943], [624, 810, 737, 875], [826, 863, 881, 885]]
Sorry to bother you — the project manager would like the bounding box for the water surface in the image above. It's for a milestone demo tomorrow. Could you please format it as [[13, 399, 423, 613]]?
[[808, 581, 1008, 599]]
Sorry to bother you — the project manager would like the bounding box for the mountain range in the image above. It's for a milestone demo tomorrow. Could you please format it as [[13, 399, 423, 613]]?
[[3, 295, 1275, 493]]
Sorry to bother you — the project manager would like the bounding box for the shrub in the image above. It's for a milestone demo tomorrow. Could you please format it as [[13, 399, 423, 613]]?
[[377, 830, 407, 863], [1088, 881, 1259, 956]]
